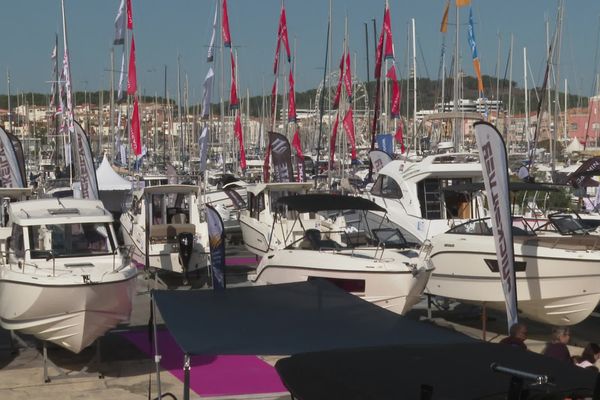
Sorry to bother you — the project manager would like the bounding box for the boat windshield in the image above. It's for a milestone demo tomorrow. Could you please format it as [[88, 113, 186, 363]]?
[[29, 222, 114, 259], [447, 218, 535, 236]]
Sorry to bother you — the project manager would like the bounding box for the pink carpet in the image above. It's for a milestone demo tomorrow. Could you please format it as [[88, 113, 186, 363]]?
[[122, 330, 287, 397]]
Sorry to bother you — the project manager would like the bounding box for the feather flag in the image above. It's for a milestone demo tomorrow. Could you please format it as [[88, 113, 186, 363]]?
[[198, 126, 209, 172], [201, 67, 215, 119], [229, 50, 239, 110], [62, 50, 75, 136], [374, 23, 385, 79], [386, 64, 400, 118], [126, 0, 133, 30], [292, 128, 303, 160], [127, 35, 137, 95], [277, 5, 291, 62], [222, 0, 232, 48], [383, 7, 394, 60], [292, 129, 304, 182], [395, 122, 406, 153], [344, 51, 353, 100], [114, 0, 126, 45], [130, 98, 142, 156], [207, 1, 218, 62], [73, 121, 99, 200], [288, 69, 296, 122], [440, 0, 450, 33], [456, 0, 471, 7], [329, 113, 339, 165], [234, 114, 246, 169], [333, 52, 345, 109], [467, 7, 484, 97], [342, 108, 357, 160]]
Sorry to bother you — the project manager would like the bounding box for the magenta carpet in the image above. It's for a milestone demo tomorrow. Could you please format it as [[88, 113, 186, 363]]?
[[122, 330, 287, 397]]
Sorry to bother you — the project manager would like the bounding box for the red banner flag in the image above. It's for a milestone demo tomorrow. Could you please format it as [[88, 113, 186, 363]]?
[[374, 23, 385, 79], [329, 113, 340, 165], [234, 114, 246, 169], [343, 107, 357, 160], [273, 36, 281, 74], [383, 7, 394, 60], [386, 64, 400, 118], [126, 0, 133, 30], [344, 51, 353, 100], [130, 98, 142, 156], [278, 6, 291, 62], [222, 0, 232, 47], [229, 51, 239, 110], [127, 35, 137, 95], [270, 79, 277, 128], [292, 129, 303, 159], [333, 53, 345, 109], [288, 70, 296, 122], [395, 121, 406, 153], [292, 129, 304, 182]]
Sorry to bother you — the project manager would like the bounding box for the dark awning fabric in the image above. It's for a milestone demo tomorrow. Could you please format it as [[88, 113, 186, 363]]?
[[276, 194, 386, 213], [275, 342, 599, 400], [152, 280, 472, 356]]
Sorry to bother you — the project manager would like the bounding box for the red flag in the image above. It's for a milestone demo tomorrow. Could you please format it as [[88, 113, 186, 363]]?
[[229, 51, 239, 109], [273, 35, 281, 74], [342, 107, 357, 160], [374, 23, 385, 79], [329, 113, 340, 165], [333, 53, 345, 109], [270, 79, 277, 128], [278, 6, 291, 62], [222, 0, 232, 48], [126, 0, 133, 30], [127, 35, 137, 95], [383, 7, 394, 60], [344, 51, 353, 100], [288, 70, 296, 122], [292, 129, 303, 159], [263, 143, 271, 182], [130, 98, 142, 156], [386, 64, 400, 118], [234, 114, 246, 169], [395, 121, 406, 153]]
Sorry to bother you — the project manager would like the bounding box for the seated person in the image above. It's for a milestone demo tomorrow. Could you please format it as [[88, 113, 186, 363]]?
[[299, 229, 322, 250]]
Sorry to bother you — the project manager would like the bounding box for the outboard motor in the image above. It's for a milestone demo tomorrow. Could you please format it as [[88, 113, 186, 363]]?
[[177, 232, 194, 284]]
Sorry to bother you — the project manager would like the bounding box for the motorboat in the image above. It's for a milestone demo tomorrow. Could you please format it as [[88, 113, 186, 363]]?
[[119, 184, 210, 277], [0, 198, 137, 353], [250, 194, 433, 315], [239, 182, 314, 257], [364, 153, 485, 243], [423, 214, 600, 325]]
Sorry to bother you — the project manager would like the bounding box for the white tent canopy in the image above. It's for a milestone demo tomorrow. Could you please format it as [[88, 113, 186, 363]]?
[[565, 137, 584, 154], [96, 155, 132, 191]]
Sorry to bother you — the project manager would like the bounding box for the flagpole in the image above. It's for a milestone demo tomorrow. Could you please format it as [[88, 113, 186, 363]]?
[[219, 0, 226, 175], [60, 0, 73, 186], [54, 33, 61, 167], [109, 47, 115, 161]]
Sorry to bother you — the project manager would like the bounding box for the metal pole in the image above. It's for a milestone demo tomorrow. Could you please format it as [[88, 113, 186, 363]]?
[[314, 21, 330, 181]]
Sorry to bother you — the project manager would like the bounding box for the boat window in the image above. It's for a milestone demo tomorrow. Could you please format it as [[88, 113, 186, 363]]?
[[29, 223, 114, 259], [371, 175, 402, 199], [372, 228, 409, 248], [249, 193, 265, 219], [10, 224, 24, 258]]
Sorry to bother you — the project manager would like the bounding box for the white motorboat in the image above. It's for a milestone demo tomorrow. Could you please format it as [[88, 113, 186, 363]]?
[[120, 184, 210, 277], [251, 194, 433, 315], [423, 215, 600, 325], [239, 182, 315, 257], [0, 198, 137, 353], [364, 153, 485, 243]]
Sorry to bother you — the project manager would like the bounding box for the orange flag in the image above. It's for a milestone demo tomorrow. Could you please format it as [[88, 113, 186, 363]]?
[[441, 1, 450, 33], [456, 0, 471, 7]]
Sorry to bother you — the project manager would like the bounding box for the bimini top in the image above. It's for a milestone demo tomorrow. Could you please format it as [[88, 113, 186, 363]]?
[[247, 182, 314, 196], [9, 198, 113, 226], [277, 194, 386, 213], [143, 184, 199, 196]]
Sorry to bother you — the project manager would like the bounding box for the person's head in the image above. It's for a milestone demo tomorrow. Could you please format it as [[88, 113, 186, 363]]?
[[551, 326, 571, 344], [509, 323, 528, 341], [581, 343, 600, 364]]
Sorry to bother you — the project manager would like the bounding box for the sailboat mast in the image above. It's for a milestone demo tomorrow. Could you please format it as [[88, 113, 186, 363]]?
[[453, 4, 460, 151], [219, 0, 226, 174], [524, 46, 529, 154], [507, 34, 513, 153], [109, 47, 115, 161], [60, 0, 73, 185], [412, 18, 417, 152]]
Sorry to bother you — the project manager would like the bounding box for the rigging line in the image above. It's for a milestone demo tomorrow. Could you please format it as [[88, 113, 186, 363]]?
[[527, 60, 540, 104], [416, 36, 430, 80]]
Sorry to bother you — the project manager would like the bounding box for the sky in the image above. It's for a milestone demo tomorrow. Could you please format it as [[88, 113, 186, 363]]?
[[1, 0, 599, 104]]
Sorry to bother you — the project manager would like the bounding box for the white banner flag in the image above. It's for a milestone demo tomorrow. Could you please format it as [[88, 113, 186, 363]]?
[[74, 121, 99, 200], [206, 1, 218, 62], [198, 126, 209, 173], [113, 0, 126, 45], [117, 50, 126, 101], [201, 67, 215, 119], [474, 121, 518, 332]]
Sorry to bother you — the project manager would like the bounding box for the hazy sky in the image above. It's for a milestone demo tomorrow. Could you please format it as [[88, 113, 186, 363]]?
[[1, 0, 599, 103]]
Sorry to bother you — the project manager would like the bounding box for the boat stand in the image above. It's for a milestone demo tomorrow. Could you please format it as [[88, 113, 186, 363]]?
[[42, 338, 104, 383]]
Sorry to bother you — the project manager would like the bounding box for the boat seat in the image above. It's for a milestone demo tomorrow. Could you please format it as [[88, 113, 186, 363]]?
[[150, 224, 196, 242]]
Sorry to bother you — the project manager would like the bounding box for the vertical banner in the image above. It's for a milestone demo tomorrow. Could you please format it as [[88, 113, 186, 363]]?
[[368, 149, 393, 174], [113, 0, 126, 45], [201, 67, 215, 119], [221, 0, 232, 48], [207, 0, 218, 62], [467, 8, 484, 97], [198, 126, 209, 173], [268, 131, 294, 182], [127, 35, 137, 95], [0, 127, 26, 188], [292, 129, 305, 182], [234, 114, 246, 169], [474, 121, 518, 332], [344, 52, 353, 100], [206, 204, 226, 290], [383, 7, 395, 60], [342, 108, 357, 160], [333, 53, 345, 109], [74, 121, 99, 199], [386, 64, 401, 118], [288, 69, 296, 122], [229, 51, 239, 110], [130, 98, 142, 156], [376, 134, 394, 156]]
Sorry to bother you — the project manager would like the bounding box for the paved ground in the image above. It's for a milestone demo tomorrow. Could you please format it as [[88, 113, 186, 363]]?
[[1, 244, 599, 399]]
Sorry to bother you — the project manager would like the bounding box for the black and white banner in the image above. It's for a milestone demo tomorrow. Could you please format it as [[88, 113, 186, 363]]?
[[474, 121, 518, 331], [0, 127, 26, 188], [268, 131, 294, 183], [206, 204, 226, 290], [368, 149, 393, 174], [74, 121, 99, 199]]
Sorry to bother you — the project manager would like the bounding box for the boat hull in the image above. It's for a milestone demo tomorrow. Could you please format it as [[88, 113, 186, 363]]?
[[426, 234, 600, 325], [253, 249, 431, 315], [0, 271, 137, 353]]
